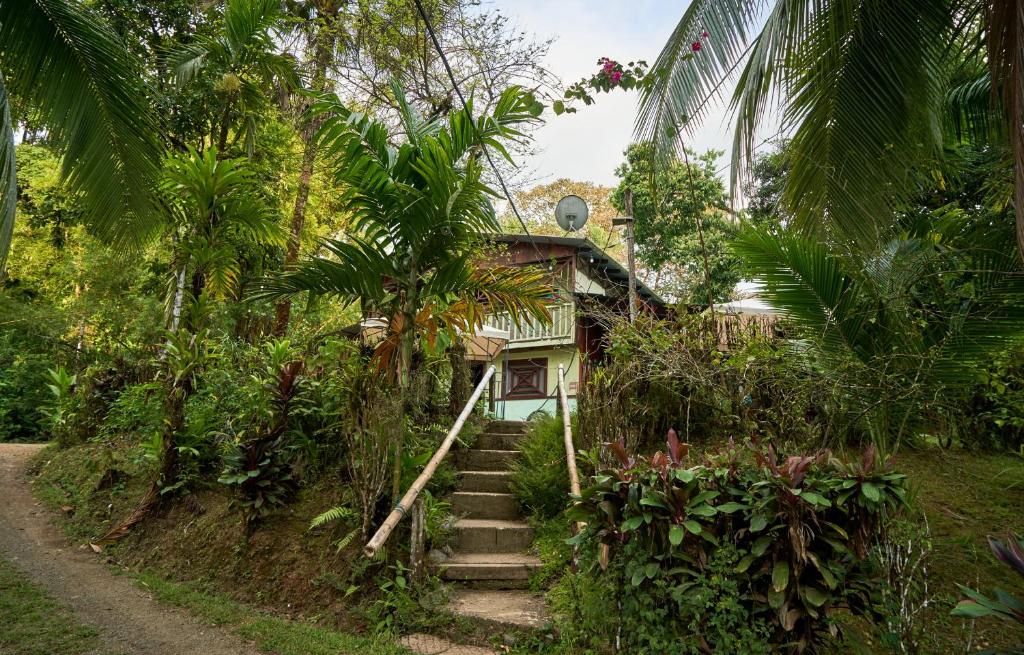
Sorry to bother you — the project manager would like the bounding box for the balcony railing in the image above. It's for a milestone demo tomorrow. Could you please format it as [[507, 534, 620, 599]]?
[[486, 302, 575, 346]]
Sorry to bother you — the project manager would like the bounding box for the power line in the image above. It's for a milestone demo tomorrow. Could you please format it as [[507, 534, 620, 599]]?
[[412, 0, 548, 268]]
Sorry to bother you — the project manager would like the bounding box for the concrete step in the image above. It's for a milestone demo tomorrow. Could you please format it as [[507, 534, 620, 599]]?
[[451, 491, 519, 520], [485, 420, 527, 434], [439, 553, 541, 588], [453, 519, 533, 553], [458, 449, 518, 471], [474, 433, 523, 450], [448, 589, 547, 630], [459, 470, 512, 493]]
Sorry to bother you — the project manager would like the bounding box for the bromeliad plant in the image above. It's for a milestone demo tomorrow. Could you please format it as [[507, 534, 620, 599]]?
[[567, 432, 907, 653]]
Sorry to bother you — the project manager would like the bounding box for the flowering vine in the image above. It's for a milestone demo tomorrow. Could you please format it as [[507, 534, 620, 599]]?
[[554, 30, 709, 115]]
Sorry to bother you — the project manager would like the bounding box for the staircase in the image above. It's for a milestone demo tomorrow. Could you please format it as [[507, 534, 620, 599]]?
[[440, 420, 541, 589]]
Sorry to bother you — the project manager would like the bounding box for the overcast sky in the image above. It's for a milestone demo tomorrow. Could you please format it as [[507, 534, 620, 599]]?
[[498, 0, 740, 189]]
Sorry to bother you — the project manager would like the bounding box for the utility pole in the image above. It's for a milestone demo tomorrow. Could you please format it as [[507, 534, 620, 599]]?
[[613, 188, 639, 323]]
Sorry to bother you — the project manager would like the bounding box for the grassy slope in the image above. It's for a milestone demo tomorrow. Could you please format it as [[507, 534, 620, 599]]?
[[893, 447, 1024, 653], [0, 556, 117, 655], [131, 572, 406, 655], [27, 442, 1024, 653], [28, 443, 422, 652]]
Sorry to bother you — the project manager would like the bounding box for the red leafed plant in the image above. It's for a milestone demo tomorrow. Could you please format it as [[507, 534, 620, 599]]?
[[567, 432, 907, 653]]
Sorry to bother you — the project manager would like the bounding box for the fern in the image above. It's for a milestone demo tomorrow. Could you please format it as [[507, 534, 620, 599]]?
[[332, 529, 359, 554], [309, 505, 355, 530]]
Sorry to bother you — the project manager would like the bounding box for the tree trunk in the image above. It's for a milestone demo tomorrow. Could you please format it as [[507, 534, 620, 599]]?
[[216, 96, 233, 154], [272, 5, 339, 336], [391, 312, 416, 500], [170, 263, 186, 332]]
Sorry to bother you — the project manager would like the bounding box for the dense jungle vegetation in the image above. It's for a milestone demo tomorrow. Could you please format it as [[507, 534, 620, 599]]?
[[2, 0, 1024, 653]]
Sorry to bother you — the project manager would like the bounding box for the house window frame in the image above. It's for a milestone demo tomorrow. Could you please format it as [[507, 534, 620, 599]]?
[[503, 358, 548, 400]]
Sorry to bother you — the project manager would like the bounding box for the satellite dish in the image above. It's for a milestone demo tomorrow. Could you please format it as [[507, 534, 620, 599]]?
[[555, 195, 589, 232]]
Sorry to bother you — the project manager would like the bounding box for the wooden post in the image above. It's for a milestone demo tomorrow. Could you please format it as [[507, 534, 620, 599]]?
[[623, 188, 638, 323], [409, 497, 425, 581], [557, 364, 581, 498], [364, 365, 495, 558], [558, 365, 585, 541]]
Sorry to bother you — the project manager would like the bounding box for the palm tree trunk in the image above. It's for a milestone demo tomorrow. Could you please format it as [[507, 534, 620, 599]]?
[[391, 294, 417, 500], [170, 263, 186, 332], [217, 96, 234, 154], [272, 5, 339, 336]]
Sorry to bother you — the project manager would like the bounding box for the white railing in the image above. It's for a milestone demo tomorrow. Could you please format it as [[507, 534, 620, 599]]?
[[486, 302, 575, 345]]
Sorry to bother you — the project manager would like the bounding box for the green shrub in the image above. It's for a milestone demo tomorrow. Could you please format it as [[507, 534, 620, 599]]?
[[960, 348, 1024, 452], [564, 436, 907, 653], [0, 297, 67, 442], [577, 314, 829, 458], [510, 413, 573, 519], [218, 340, 303, 528]]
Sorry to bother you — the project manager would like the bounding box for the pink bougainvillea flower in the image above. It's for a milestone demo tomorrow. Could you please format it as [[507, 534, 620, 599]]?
[[603, 59, 616, 74], [702, 30, 709, 38], [691, 41, 701, 52], [610, 70, 623, 83]]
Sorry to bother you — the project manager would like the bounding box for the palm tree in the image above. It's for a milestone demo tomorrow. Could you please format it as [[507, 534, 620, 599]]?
[[163, 147, 285, 331], [732, 213, 1024, 448], [257, 82, 552, 497], [168, 0, 299, 154], [258, 82, 552, 386], [638, 1, 1024, 255], [0, 0, 163, 273]]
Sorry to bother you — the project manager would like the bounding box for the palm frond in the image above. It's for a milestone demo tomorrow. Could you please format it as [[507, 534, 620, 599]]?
[[253, 236, 392, 302], [0, 0, 163, 254], [0, 73, 15, 274], [945, 69, 995, 143], [223, 0, 281, 54], [635, 0, 763, 164], [729, 0, 815, 189], [782, 0, 951, 246], [439, 263, 553, 333], [731, 223, 869, 361], [167, 41, 210, 86]]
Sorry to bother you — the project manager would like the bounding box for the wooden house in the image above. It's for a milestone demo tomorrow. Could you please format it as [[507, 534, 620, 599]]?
[[472, 234, 664, 420]]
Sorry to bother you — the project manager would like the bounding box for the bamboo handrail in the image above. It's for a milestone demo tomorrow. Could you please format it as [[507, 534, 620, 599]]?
[[557, 364, 581, 498], [364, 364, 496, 558]]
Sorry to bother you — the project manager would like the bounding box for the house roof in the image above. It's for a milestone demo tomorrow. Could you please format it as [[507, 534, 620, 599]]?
[[712, 297, 781, 316], [490, 233, 664, 306]]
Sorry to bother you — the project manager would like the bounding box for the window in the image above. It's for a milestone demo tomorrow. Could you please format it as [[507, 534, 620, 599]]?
[[504, 358, 547, 399]]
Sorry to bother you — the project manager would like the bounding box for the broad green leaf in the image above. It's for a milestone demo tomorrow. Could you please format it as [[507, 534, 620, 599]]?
[[772, 560, 790, 592], [803, 586, 828, 607], [669, 524, 685, 546], [621, 516, 645, 531], [716, 502, 748, 514]]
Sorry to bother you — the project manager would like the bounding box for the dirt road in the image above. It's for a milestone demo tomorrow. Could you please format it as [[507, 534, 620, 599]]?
[[0, 443, 260, 655]]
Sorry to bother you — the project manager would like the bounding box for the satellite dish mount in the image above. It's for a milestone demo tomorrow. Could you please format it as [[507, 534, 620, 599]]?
[[554, 195, 589, 232]]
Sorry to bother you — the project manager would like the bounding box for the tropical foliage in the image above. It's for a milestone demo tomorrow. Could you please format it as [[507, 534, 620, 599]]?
[[732, 182, 1024, 449], [635, 0, 1023, 256], [257, 82, 553, 385], [953, 531, 1024, 654], [0, 0, 162, 268], [565, 436, 906, 653]]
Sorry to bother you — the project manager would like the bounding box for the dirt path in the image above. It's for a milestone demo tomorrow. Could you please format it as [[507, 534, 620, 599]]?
[[0, 443, 262, 655]]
